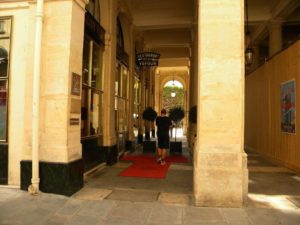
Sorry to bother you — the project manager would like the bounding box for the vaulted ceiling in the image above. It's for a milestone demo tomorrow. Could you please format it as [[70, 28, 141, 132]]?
[[124, 0, 300, 70]]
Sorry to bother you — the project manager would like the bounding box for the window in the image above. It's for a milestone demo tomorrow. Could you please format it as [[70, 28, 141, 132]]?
[[0, 21, 5, 34], [86, 0, 100, 23], [117, 18, 124, 50], [81, 36, 104, 138], [0, 17, 11, 142]]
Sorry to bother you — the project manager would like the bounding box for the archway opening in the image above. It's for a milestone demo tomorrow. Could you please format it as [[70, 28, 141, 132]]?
[[162, 80, 184, 138]]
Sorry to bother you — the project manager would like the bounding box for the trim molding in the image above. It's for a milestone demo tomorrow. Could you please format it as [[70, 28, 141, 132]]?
[[0, 2, 30, 10], [0, 144, 8, 185]]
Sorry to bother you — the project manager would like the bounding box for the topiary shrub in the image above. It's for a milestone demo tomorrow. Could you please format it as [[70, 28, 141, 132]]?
[[169, 106, 185, 141], [142, 107, 157, 140]]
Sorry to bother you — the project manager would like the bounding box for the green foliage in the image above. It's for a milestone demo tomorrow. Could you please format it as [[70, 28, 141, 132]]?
[[162, 86, 184, 112], [169, 107, 185, 124], [142, 107, 157, 121], [189, 105, 197, 123]]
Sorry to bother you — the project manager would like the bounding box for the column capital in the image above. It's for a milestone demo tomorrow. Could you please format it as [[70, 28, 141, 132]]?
[[73, 0, 89, 10], [104, 33, 112, 50], [268, 18, 285, 28]]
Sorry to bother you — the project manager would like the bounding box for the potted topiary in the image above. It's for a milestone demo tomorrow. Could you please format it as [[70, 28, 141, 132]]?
[[142, 107, 157, 153], [169, 106, 185, 154]]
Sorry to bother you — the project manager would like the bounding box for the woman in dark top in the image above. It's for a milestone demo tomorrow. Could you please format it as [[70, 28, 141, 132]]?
[[156, 109, 172, 165]]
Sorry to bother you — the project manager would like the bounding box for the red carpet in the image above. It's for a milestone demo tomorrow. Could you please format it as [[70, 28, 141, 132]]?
[[119, 155, 189, 179], [121, 155, 189, 163]]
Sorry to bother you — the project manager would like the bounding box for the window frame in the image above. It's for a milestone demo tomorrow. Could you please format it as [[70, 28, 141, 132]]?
[[0, 16, 12, 143]]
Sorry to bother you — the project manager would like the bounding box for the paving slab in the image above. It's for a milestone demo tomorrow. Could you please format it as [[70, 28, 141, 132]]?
[[249, 166, 294, 173], [9, 206, 52, 225], [275, 209, 300, 225], [76, 200, 116, 218], [100, 217, 143, 225], [37, 214, 70, 225], [67, 215, 102, 225], [106, 189, 159, 202], [169, 164, 193, 171], [183, 222, 227, 225], [56, 198, 84, 216], [287, 196, 300, 208], [73, 187, 112, 201], [107, 201, 153, 221], [147, 203, 183, 225], [158, 192, 191, 205], [245, 208, 282, 225], [221, 208, 251, 225], [183, 207, 224, 224]]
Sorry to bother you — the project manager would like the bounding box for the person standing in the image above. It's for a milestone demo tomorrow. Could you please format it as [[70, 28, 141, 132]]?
[[156, 109, 172, 165]]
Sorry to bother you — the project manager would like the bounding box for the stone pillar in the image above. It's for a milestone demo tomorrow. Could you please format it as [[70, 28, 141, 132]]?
[[102, 0, 118, 163], [21, 0, 88, 196], [138, 70, 146, 141], [252, 45, 260, 69], [194, 0, 248, 207], [127, 25, 135, 145], [188, 24, 198, 153], [154, 70, 160, 113], [268, 19, 283, 56]]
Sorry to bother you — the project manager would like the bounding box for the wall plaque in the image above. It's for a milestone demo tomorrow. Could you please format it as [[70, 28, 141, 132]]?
[[71, 73, 81, 96], [70, 118, 80, 126]]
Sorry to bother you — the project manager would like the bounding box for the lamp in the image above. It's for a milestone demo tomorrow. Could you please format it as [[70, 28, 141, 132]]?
[[136, 51, 160, 67], [245, 0, 254, 66], [171, 78, 176, 97]]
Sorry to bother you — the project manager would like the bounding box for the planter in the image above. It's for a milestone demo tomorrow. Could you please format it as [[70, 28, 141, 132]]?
[[170, 141, 182, 154], [137, 134, 143, 144], [151, 129, 155, 138], [145, 131, 150, 141], [143, 141, 156, 153]]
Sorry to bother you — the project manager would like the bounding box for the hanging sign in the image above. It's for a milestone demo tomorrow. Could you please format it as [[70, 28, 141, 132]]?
[[136, 52, 160, 67]]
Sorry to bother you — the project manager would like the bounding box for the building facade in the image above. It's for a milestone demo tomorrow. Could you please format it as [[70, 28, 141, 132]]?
[[1, 0, 299, 207]]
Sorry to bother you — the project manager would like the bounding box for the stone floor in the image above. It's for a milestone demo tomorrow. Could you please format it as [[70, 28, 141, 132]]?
[[1, 143, 300, 224]]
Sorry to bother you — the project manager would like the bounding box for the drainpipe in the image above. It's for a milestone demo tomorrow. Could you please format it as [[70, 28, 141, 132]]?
[[29, 0, 44, 195]]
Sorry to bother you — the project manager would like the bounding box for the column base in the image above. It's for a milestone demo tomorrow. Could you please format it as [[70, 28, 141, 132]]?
[[125, 140, 133, 152], [81, 137, 107, 172], [103, 145, 118, 166], [137, 134, 143, 143], [21, 159, 84, 196], [0, 144, 8, 185], [194, 152, 248, 207]]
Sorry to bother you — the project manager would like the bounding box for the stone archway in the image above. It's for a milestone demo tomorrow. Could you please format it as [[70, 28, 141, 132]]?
[[154, 68, 190, 135]]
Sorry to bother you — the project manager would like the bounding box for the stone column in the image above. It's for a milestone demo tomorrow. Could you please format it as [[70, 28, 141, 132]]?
[[194, 0, 248, 207], [154, 70, 160, 113], [268, 19, 283, 56], [188, 25, 198, 153], [102, 0, 118, 164], [127, 24, 135, 146], [252, 45, 260, 69], [137, 70, 146, 142], [21, 0, 88, 196]]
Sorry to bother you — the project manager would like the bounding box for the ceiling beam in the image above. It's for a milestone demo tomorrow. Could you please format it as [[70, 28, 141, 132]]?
[[251, 0, 300, 45]]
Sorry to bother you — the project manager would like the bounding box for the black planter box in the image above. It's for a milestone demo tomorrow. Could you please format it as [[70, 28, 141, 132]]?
[[145, 132, 150, 141], [170, 141, 182, 154], [137, 134, 143, 144], [143, 141, 156, 153], [151, 130, 155, 138]]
